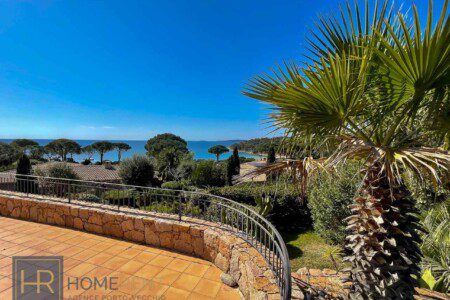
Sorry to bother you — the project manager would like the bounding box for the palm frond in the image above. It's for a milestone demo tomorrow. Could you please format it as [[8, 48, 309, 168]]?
[[375, 0, 450, 112], [236, 157, 326, 200], [306, 0, 395, 63], [243, 52, 372, 146]]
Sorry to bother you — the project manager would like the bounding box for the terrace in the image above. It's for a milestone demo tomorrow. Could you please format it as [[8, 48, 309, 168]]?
[[0, 217, 239, 299], [0, 173, 291, 299]]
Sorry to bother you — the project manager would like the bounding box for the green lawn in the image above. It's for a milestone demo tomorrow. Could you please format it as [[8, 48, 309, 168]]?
[[282, 230, 345, 272]]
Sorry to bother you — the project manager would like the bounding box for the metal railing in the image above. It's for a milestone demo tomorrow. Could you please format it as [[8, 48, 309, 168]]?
[[0, 172, 291, 299]]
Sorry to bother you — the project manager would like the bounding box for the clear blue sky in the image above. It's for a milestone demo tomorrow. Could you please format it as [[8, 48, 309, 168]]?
[[0, 0, 440, 141]]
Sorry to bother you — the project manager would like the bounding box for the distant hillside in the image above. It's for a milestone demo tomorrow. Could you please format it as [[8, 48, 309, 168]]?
[[231, 137, 284, 155]]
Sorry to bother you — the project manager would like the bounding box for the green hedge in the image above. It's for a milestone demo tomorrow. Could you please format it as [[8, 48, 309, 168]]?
[[307, 162, 362, 244], [209, 183, 311, 231]]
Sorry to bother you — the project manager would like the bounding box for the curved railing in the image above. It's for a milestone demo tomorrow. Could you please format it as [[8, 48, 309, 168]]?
[[0, 172, 291, 299]]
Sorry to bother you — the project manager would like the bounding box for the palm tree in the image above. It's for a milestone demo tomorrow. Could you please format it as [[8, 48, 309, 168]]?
[[114, 142, 131, 162], [243, 1, 450, 298]]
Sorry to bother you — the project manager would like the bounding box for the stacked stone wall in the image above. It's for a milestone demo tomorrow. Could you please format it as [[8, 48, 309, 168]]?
[[0, 193, 279, 299]]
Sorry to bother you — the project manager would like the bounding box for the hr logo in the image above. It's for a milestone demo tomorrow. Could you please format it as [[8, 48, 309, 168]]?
[[12, 256, 63, 300]]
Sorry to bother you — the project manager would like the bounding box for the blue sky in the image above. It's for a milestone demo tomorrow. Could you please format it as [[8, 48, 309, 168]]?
[[0, 0, 441, 141]]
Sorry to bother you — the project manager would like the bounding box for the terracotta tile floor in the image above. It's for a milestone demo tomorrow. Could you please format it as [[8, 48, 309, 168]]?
[[0, 216, 241, 299]]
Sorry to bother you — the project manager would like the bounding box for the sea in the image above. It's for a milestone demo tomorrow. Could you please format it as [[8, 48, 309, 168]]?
[[0, 139, 261, 162]]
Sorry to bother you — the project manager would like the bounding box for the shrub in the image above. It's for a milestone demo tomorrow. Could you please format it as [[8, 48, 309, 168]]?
[[76, 193, 101, 203], [119, 155, 155, 186], [307, 162, 362, 244], [0, 142, 20, 167], [239, 157, 255, 163], [175, 158, 195, 180], [190, 161, 225, 187], [406, 177, 450, 213], [16, 154, 32, 175], [161, 181, 183, 190], [103, 189, 136, 206], [35, 163, 79, 180], [420, 199, 450, 292], [161, 180, 195, 190], [82, 159, 91, 165], [209, 182, 310, 231]]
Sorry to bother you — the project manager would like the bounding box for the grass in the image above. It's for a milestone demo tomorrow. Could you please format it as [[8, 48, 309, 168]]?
[[282, 230, 345, 271]]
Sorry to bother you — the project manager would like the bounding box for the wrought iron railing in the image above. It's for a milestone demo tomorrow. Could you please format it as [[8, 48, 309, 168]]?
[[0, 172, 291, 299]]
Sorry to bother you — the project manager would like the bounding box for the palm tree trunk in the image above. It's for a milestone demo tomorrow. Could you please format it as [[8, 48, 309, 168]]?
[[100, 152, 104, 164], [345, 162, 422, 299], [118, 150, 121, 162], [216, 154, 219, 161]]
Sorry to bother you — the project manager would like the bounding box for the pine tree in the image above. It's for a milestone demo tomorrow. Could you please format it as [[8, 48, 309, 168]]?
[[226, 157, 234, 185], [16, 154, 32, 175], [231, 147, 240, 175], [15, 154, 35, 193]]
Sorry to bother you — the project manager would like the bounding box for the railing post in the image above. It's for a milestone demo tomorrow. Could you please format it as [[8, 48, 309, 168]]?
[[68, 182, 71, 203], [178, 194, 183, 221]]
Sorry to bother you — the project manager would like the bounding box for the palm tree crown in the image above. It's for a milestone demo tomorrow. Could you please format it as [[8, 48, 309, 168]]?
[[244, 0, 450, 298]]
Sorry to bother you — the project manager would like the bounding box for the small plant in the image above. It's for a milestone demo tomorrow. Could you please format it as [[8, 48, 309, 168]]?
[[418, 269, 447, 292], [76, 193, 101, 203], [255, 193, 273, 217], [322, 245, 344, 271]]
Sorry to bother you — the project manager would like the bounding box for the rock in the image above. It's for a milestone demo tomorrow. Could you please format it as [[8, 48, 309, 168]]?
[[121, 219, 134, 231], [215, 253, 230, 272], [322, 269, 337, 276], [297, 267, 309, 276], [291, 286, 305, 300], [220, 273, 237, 287], [309, 269, 322, 277]]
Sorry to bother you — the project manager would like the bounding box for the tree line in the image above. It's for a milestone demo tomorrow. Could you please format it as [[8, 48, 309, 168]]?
[[0, 138, 131, 165]]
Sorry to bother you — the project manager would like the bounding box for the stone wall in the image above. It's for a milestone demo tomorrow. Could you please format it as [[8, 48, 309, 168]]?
[[0, 193, 279, 299], [292, 268, 450, 300], [292, 268, 348, 299]]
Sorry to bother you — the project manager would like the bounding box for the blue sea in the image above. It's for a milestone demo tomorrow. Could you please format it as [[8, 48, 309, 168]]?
[[0, 139, 261, 162]]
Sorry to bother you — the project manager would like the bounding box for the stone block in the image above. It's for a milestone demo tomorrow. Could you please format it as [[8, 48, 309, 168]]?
[[144, 226, 160, 246], [104, 224, 124, 238], [214, 252, 229, 272], [155, 220, 173, 232], [134, 218, 144, 231], [73, 218, 84, 230], [84, 222, 103, 234], [78, 208, 89, 220], [121, 219, 134, 232], [88, 213, 103, 226]]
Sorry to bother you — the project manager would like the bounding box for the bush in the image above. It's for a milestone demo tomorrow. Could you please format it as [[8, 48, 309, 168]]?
[[16, 154, 32, 175], [119, 155, 155, 186], [35, 163, 79, 180], [175, 158, 195, 180], [76, 193, 101, 203], [161, 180, 197, 191], [103, 189, 136, 206], [406, 177, 450, 213], [307, 162, 362, 244], [190, 161, 225, 187], [161, 181, 184, 190], [82, 159, 91, 165], [0, 142, 20, 167], [209, 182, 310, 231], [239, 157, 255, 164], [419, 199, 450, 291]]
